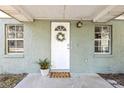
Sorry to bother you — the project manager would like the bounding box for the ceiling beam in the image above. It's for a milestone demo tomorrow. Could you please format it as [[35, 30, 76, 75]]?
[[93, 5, 116, 22], [0, 5, 33, 22], [12, 6, 33, 22]]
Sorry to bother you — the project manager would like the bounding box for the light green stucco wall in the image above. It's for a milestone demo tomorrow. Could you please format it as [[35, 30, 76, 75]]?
[[0, 18, 124, 73]]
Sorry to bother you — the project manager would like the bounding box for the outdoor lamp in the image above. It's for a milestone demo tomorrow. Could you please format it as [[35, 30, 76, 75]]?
[[76, 21, 83, 28]]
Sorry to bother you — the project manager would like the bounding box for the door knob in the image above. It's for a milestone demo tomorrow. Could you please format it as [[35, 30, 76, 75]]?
[[67, 44, 70, 49]]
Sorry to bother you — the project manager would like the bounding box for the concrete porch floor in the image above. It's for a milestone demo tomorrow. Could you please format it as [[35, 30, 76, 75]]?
[[15, 73, 113, 88]]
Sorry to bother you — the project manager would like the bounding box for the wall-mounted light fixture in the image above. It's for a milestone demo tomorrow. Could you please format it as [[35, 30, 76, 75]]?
[[76, 21, 83, 28]]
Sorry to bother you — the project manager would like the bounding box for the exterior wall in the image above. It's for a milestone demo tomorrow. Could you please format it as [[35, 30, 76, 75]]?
[[0, 18, 124, 73], [70, 21, 120, 73]]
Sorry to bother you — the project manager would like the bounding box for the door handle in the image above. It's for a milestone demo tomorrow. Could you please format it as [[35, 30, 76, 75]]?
[[67, 44, 69, 46], [67, 44, 70, 49]]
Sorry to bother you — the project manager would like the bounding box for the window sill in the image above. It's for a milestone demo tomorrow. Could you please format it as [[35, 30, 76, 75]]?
[[4, 54, 24, 58], [93, 54, 113, 58]]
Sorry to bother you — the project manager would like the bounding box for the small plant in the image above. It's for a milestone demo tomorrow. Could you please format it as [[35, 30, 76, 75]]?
[[37, 58, 50, 70]]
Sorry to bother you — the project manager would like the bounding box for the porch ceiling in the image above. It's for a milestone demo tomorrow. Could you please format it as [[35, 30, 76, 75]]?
[[0, 5, 124, 22]]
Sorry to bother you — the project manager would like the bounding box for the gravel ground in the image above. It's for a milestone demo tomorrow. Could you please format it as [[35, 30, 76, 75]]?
[[99, 73, 124, 86], [0, 73, 27, 88]]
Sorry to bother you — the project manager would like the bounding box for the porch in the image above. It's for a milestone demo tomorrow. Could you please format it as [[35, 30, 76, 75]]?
[[0, 5, 124, 83], [15, 73, 113, 88]]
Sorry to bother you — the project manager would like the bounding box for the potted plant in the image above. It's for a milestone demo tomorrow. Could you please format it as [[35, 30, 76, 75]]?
[[37, 58, 50, 76]]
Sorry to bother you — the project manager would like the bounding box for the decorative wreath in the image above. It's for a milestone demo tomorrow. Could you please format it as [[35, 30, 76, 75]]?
[[56, 32, 65, 42]]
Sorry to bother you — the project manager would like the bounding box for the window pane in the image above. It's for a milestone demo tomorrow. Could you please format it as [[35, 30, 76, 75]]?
[[95, 41, 98, 46], [8, 40, 15, 48], [9, 26, 15, 31], [95, 33, 101, 39], [7, 32, 15, 38], [95, 40, 110, 53], [17, 40, 23, 48], [102, 47, 109, 53], [55, 25, 66, 31], [95, 27, 101, 33], [16, 33, 23, 38], [7, 26, 15, 38], [95, 40, 101, 47], [16, 26, 23, 38], [8, 40, 24, 53], [8, 40, 16, 53], [101, 30, 110, 39], [103, 26, 108, 31], [16, 26, 23, 32], [101, 40, 109, 47], [95, 46, 102, 52]]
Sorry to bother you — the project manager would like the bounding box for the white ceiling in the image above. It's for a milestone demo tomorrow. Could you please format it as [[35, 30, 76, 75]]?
[[0, 5, 124, 22], [20, 5, 107, 20]]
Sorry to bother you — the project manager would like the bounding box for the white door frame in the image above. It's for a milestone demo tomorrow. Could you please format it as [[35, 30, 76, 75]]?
[[51, 22, 70, 71]]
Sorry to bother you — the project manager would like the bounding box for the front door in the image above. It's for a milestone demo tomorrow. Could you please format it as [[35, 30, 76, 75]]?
[[51, 22, 70, 70]]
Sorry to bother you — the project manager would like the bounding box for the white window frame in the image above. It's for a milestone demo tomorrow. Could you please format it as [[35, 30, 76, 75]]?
[[94, 25, 112, 55], [5, 24, 24, 55]]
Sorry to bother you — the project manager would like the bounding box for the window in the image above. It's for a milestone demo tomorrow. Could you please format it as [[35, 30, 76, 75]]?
[[94, 25, 112, 54], [5, 24, 24, 54], [55, 25, 66, 31]]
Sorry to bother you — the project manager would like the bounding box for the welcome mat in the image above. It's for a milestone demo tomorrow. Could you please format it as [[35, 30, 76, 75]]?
[[49, 72, 71, 78]]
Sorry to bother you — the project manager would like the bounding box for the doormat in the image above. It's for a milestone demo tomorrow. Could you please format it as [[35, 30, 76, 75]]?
[[49, 72, 71, 78]]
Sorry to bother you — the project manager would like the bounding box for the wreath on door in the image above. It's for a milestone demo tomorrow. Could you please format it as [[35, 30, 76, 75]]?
[[56, 32, 65, 42]]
